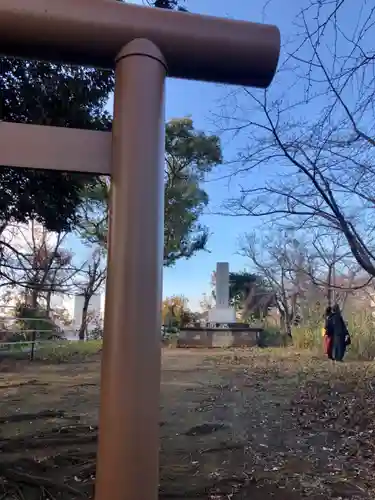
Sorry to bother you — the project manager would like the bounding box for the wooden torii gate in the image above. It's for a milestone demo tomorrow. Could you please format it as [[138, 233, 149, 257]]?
[[0, 1, 280, 499]]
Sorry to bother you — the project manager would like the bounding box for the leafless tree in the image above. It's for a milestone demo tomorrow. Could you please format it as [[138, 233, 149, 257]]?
[[220, 0, 375, 276], [304, 231, 372, 311], [0, 222, 78, 310], [239, 232, 314, 337], [73, 248, 106, 341]]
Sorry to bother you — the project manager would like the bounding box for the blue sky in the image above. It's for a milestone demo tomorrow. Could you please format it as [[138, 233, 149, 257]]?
[[161, 0, 289, 309], [70, 0, 299, 311]]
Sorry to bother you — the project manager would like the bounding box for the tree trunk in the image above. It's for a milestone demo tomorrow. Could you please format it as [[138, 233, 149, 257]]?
[[46, 290, 52, 315], [30, 289, 38, 361], [326, 264, 334, 307], [78, 296, 90, 341], [277, 296, 293, 339], [31, 289, 38, 309], [285, 317, 293, 338]]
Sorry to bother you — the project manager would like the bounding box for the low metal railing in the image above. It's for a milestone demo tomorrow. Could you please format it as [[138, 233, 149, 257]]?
[[0, 315, 80, 359]]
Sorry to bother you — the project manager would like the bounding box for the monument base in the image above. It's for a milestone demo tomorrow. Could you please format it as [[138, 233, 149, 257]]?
[[177, 324, 263, 348], [208, 307, 236, 324]]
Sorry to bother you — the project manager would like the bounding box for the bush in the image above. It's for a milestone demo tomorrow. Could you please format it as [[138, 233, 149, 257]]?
[[87, 326, 104, 340], [258, 324, 284, 347], [13, 303, 62, 341]]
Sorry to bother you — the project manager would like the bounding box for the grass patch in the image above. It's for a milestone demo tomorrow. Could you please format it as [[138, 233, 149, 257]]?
[[292, 310, 375, 360], [35, 340, 102, 363]]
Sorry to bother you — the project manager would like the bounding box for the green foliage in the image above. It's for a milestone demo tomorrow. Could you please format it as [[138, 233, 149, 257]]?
[[212, 270, 275, 319], [228, 272, 258, 301], [257, 325, 284, 348], [87, 325, 104, 341], [0, 0, 173, 232], [12, 303, 61, 342], [164, 118, 221, 265], [80, 118, 222, 265], [231, 272, 273, 315], [78, 178, 109, 246], [1, 1, 213, 245], [0, 59, 113, 232]]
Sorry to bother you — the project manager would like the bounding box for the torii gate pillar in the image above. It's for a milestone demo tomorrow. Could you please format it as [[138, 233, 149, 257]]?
[[94, 39, 167, 500], [0, 2, 280, 499]]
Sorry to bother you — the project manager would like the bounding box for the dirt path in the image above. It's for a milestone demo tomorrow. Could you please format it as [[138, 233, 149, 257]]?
[[160, 350, 375, 499], [0, 348, 374, 499]]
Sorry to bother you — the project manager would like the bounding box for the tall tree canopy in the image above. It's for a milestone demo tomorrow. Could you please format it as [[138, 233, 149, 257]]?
[[80, 117, 222, 266], [2, 0, 218, 268], [0, 61, 113, 233], [164, 118, 221, 265], [0, 0, 186, 234]]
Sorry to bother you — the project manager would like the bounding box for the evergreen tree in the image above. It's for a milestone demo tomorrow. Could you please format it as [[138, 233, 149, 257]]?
[[0, 0, 187, 233]]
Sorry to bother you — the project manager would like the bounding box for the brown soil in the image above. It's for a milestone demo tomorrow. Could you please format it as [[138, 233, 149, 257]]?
[[0, 348, 374, 499]]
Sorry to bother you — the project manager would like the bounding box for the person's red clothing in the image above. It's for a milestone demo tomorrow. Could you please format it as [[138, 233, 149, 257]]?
[[323, 335, 333, 359]]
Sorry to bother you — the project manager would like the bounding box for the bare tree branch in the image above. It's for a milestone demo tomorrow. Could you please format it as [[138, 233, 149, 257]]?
[[219, 0, 375, 277]]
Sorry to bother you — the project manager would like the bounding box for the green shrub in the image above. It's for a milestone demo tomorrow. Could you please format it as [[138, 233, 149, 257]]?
[[13, 303, 62, 342], [87, 326, 104, 340], [258, 324, 284, 347]]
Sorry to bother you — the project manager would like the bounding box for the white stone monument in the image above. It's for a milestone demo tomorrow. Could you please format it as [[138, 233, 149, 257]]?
[[208, 262, 236, 324]]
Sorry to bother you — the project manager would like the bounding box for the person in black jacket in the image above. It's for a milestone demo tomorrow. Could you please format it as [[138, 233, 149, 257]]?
[[326, 304, 351, 362], [323, 306, 333, 359]]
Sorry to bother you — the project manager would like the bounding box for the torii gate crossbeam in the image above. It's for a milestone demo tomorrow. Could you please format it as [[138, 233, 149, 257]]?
[[0, 2, 280, 499]]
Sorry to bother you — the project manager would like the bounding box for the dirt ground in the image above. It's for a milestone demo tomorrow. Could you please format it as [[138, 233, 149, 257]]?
[[0, 348, 375, 499]]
